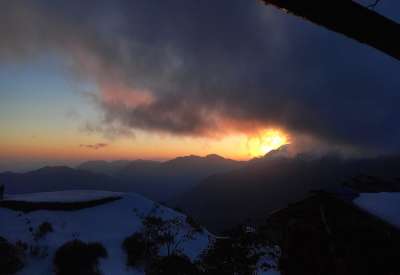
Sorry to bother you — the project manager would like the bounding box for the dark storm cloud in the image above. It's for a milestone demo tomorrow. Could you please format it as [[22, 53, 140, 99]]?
[[1, 0, 400, 154]]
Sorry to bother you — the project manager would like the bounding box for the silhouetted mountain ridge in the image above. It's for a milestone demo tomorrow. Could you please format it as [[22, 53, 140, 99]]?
[[174, 153, 400, 232], [1, 154, 243, 201], [0, 166, 125, 194], [105, 154, 244, 201]]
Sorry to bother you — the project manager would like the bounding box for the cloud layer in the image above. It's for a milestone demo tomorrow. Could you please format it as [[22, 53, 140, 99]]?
[[1, 0, 400, 155], [79, 143, 108, 150]]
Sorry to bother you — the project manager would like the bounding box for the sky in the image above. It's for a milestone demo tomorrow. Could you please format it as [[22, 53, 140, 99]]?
[[0, 0, 399, 171]]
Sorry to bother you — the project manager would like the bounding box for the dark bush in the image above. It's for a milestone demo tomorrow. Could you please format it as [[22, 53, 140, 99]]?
[[142, 216, 165, 231], [123, 215, 197, 269], [34, 222, 53, 240], [0, 184, 4, 200], [146, 254, 199, 275], [199, 238, 260, 275], [0, 236, 24, 275], [122, 232, 158, 267], [186, 216, 203, 233], [53, 240, 107, 275], [87, 242, 107, 258], [15, 240, 28, 252], [173, 207, 184, 213]]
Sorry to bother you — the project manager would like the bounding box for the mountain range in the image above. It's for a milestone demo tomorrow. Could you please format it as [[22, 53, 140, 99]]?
[[77, 154, 243, 201], [0, 154, 243, 202], [2, 148, 400, 233]]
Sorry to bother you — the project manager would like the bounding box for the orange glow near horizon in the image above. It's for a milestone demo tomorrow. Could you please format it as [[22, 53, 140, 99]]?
[[247, 129, 290, 157], [0, 127, 291, 171]]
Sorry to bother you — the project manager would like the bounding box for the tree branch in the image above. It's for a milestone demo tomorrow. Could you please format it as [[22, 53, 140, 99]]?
[[261, 0, 400, 61], [368, 0, 381, 9]]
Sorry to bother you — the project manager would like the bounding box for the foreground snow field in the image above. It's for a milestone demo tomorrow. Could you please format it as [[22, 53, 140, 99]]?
[[354, 192, 400, 228], [0, 191, 212, 275]]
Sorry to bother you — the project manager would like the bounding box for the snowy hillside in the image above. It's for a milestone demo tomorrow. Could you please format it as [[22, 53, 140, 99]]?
[[0, 191, 212, 275], [0, 190, 280, 275], [354, 192, 400, 228]]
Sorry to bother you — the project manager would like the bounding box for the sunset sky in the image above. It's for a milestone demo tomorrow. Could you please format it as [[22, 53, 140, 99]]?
[[1, 0, 400, 171]]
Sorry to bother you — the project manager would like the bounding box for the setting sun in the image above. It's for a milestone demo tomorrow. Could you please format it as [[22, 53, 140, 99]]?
[[247, 129, 289, 157]]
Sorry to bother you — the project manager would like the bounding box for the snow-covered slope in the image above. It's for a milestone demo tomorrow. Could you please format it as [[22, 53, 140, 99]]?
[[354, 192, 400, 228], [0, 191, 212, 275]]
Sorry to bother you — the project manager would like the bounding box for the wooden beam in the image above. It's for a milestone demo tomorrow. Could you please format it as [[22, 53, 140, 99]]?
[[261, 0, 400, 61]]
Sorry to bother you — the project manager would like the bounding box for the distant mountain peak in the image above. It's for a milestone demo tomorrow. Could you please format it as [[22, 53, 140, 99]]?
[[168, 155, 201, 162], [264, 144, 290, 159], [205, 154, 225, 160], [34, 166, 75, 173], [167, 154, 231, 164]]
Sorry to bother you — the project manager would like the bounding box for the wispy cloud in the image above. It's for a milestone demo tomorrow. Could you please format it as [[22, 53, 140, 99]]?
[[82, 122, 136, 140], [79, 143, 109, 150]]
